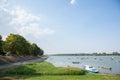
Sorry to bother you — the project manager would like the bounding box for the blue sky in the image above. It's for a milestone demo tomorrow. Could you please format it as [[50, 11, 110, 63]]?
[[0, 0, 120, 54]]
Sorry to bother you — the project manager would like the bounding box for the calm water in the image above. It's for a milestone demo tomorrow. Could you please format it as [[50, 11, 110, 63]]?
[[45, 56, 120, 74]]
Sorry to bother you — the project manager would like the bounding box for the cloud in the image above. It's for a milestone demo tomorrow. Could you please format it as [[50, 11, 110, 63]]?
[[17, 23, 55, 38], [0, 1, 55, 39], [70, 0, 76, 5], [10, 7, 40, 26], [0, 0, 9, 12], [0, 0, 6, 9]]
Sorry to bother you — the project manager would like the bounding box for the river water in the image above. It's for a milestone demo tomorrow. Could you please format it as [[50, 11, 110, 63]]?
[[45, 56, 120, 74]]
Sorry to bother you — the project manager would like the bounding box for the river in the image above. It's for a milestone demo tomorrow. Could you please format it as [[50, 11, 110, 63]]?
[[45, 55, 120, 74]]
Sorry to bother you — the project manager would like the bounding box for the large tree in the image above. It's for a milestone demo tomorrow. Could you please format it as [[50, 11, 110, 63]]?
[[3, 34, 31, 55], [0, 35, 3, 53], [3, 34, 44, 56], [0, 35, 6, 55], [29, 43, 43, 56]]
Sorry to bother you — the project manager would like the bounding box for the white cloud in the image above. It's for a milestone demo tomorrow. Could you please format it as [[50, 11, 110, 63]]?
[[9, 7, 55, 38], [0, 0, 6, 10], [10, 7, 40, 26], [0, 0, 9, 12], [70, 0, 76, 5], [0, 1, 55, 39], [17, 23, 55, 38]]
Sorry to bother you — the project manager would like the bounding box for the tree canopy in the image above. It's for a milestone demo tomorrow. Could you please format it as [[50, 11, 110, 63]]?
[[0, 35, 3, 53], [29, 43, 43, 56], [1, 34, 43, 56]]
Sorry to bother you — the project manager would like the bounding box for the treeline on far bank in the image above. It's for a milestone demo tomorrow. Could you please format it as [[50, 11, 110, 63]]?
[[0, 34, 43, 56], [50, 52, 120, 56]]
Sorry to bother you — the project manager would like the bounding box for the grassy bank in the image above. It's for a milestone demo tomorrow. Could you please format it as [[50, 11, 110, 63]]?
[[1, 73, 120, 80], [4, 62, 85, 75], [1, 62, 120, 80]]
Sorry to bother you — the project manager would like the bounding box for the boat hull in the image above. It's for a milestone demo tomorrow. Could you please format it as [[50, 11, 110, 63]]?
[[84, 65, 99, 73]]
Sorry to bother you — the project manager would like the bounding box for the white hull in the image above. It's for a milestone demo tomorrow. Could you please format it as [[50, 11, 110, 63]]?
[[84, 65, 99, 73]]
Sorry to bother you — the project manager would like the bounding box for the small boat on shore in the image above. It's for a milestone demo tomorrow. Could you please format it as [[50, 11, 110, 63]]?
[[84, 65, 99, 73]]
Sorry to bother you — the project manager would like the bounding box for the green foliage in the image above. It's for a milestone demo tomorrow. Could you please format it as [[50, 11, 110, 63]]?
[[29, 43, 43, 56], [0, 35, 2, 51], [2, 63, 120, 80], [112, 52, 119, 55], [1, 34, 43, 56], [5, 62, 85, 75], [0, 35, 3, 53], [1, 74, 120, 80], [6, 66, 36, 75], [3, 34, 30, 55]]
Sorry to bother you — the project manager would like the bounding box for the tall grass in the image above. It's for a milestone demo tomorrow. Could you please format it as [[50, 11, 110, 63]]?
[[5, 62, 85, 75]]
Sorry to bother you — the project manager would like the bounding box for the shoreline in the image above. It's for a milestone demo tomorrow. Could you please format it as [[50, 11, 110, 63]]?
[[0, 56, 40, 65], [0, 55, 47, 69], [0, 62, 120, 80]]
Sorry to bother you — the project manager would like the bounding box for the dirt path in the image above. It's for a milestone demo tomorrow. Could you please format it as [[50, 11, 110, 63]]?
[[0, 57, 46, 70]]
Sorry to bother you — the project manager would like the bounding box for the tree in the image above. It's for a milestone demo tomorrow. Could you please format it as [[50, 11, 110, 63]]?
[[2, 34, 44, 56], [0, 35, 2, 52], [29, 43, 43, 56], [92, 52, 98, 56], [3, 34, 31, 55], [102, 52, 106, 55], [0, 35, 3, 53], [112, 52, 119, 55], [0, 35, 6, 56]]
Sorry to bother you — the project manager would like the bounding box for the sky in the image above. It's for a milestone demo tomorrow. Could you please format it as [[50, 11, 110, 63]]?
[[0, 0, 120, 54]]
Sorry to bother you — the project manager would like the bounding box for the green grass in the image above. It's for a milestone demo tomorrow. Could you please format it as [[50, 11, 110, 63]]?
[[4, 62, 85, 75], [1, 73, 120, 80], [1, 62, 120, 80], [24, 74, 120, 80]]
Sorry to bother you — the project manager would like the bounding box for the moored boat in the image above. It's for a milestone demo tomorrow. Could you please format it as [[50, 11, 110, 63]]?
[[72, 62, 80, 64], [84, 65, 99, 73], [101, 66, 112, 70]]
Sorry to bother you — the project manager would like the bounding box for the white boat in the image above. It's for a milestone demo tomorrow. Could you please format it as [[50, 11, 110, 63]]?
[[84, 65, 99, 73]]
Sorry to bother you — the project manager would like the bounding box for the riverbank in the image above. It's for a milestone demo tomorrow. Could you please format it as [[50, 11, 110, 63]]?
[[0, 56, 47, 71], [0, 56, 44, 65], [2, 73, 120, 80], [0, 62, 120, 80]]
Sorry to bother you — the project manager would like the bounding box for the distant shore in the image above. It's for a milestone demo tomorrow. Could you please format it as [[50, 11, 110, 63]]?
[[49, 53, 120, 56]]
